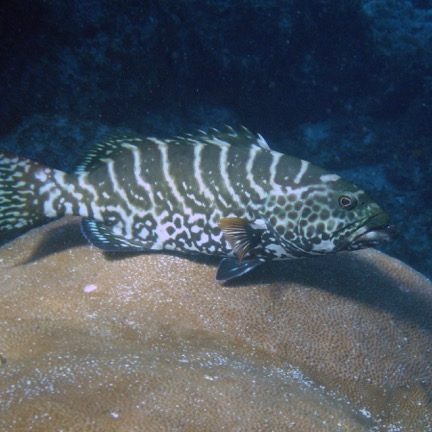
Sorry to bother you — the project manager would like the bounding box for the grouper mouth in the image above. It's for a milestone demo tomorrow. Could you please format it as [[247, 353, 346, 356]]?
[[353, 223, 397, 247], [349, 212, 397, 249]]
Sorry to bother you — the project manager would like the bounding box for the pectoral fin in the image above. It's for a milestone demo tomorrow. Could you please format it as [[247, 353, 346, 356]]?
[[216, 257, 263, 283], [219, 217, 261, 260]]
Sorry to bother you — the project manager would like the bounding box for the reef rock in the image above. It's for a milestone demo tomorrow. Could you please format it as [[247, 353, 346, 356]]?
[[0, 217, 431, 431]]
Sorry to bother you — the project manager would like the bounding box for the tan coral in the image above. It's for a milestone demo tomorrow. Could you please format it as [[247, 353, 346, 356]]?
[[0, 217, 431, 431]]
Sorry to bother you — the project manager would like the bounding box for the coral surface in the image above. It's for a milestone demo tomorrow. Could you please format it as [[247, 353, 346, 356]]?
[[0, 218, 431, 431]]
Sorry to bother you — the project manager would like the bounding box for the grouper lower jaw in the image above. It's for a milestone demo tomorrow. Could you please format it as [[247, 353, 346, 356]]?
[[354, 223, 398, 247]]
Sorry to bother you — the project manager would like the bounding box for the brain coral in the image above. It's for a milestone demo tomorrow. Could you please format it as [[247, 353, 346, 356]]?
[[0, 217, 431, 431]]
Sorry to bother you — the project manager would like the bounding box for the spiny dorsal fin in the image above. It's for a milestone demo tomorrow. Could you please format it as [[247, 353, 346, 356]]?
[[75, 126, 271, 173], [75, 135, 145, 173], [181, 125, 271, 151]]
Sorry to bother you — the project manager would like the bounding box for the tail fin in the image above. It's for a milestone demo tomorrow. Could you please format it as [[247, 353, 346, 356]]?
[[0, 152, 64, 241]]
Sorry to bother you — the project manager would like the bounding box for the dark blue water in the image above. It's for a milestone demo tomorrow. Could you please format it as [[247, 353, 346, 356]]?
[[0, 0, 431, 279]]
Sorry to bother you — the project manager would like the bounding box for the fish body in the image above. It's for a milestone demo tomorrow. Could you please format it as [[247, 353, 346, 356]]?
[[0, 127, 394, 281]]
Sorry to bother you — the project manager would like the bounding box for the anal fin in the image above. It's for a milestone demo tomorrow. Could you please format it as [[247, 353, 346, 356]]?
[[81, 219, 154, 252], [216, 257, 263, 283]]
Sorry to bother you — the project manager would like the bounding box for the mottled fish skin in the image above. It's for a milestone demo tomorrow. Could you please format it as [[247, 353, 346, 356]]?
[[0, 127, 394, 281]]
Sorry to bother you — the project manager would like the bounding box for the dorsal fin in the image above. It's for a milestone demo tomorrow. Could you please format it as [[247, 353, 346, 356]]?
[[75, 126, 270, 173], [75, 135, 145, 173], [180, 125, 271, 151]]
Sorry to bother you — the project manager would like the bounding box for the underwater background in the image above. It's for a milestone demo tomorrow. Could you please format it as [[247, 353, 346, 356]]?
[[0, 0, 431, 280]]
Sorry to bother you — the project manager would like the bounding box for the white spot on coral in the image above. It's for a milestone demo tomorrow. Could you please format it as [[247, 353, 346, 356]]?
[[359, 408, 371, 418], [204, 374, 218, 381], [83, 284, 97, 293]]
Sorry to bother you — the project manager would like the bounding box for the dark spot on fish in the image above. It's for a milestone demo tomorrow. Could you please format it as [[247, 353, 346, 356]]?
[[176, 231, 192, 247], [166, 226, 176, 236], [308, 214, 318, 223], [321, 209, 330, 220], [288, 193, 297, 202], [286, 231, 295, 240], [277, 196, 286, 206], [302, 241, 312, 251], [316, 195, 328, 204], [302, 207, 311, 217], [174, 217, 182, 229], [195, 219, 204, 227], [286, 221, 295, 230], [295, 202, 302, 211]]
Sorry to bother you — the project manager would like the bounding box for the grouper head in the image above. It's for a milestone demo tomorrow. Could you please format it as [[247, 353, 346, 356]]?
[[263, 173, 396, 256]]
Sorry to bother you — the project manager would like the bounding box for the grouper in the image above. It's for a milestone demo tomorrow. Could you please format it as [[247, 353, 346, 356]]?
[[0, 126, 395, 282]]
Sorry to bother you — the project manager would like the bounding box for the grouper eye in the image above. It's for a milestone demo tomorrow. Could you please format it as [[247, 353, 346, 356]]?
[[338, 194, 357, 210]]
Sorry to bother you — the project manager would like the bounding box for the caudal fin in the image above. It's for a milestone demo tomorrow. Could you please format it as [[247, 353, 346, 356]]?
[[0, 152, 63, 241]]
